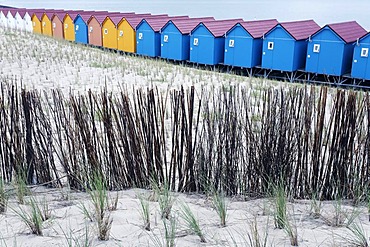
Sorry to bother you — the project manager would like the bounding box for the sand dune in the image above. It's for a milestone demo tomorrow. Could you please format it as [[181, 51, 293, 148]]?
[[0, 27, 369, 247]]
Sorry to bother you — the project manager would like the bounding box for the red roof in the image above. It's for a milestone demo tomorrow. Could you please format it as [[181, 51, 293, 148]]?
[[2, 9, 11, 15], [44, 12, 54, 19], [278, 20, 320, 40], [89, 12, 134, 25], [323, 21, 367, 43], [89, 15, 108, 24], [32, 9, 64, 20], [163, 17, 216, 34], [193, 19, 244, 37], [53, 12, 67, 21], [121, 14, 168, 29], [236, 19, 278, 38], [109, 13, 152, 25], [76, 12, 108, 22], [33, 12, 44, 20], [65, 11, 88, 21], [140, 16, 189, 32], [28, 9, 44, 17], [9, 8, 21, 16], [44, 10, 65, 20], [24, 9, 45, 12], [0, 8, 11, 13], [55, 10, 83, 21], [24, 9, 45, 17], [1, 7, 17, 11], [16, 10, 27, 18]]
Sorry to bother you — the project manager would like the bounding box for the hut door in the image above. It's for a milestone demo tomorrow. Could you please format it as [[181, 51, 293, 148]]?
[[365, 51, 370, 80], [190, 37, 199, 63], [263, 40, 274, 68], [161, 34, 169, 58], [117, 29, 123, 50], [360, 47, 370, 79], [310, 43, 321, 72], [137, 32, 145, 55], [227, 39, 235, 64]]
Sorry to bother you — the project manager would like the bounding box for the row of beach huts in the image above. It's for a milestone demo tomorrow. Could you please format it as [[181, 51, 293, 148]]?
[[1, 7, 370, 81]]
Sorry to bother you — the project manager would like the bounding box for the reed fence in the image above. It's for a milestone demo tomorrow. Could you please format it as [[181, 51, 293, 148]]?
[[0, 81, 368, 200]]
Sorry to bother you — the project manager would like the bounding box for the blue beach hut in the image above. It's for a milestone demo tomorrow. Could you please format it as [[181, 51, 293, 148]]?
[[224, 19, 278, 68], [352, 32, 370, 80], [160, 17, 215, 61], [190, 19, 243, 65], [74, 12, 98, 44], [74, 11, 110, 44], [261, 20, 320, 72], [306, 21, 367, 76], [136, 15, 189, 57]]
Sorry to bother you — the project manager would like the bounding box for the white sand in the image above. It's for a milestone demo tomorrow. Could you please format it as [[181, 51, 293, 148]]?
[[0, 27, 369, 246], [1, 186, 369, 246], [0, 26, 286, 95]]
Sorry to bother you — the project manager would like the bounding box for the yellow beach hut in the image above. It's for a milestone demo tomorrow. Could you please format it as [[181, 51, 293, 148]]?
[[40, 10, 65, 36], [41, 12, 55, 36], [100, 13, 136, 50], [24, 9, 44, 32], [31, 11, 44, 34], [88, 12, 127, 47], [63, 11, 82, 42]]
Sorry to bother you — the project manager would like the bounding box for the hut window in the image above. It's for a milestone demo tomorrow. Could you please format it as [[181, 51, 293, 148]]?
[[52, 22, 56, 28], [163, 35, 168, 43], [119, 30, 123, 37], [313, 44, 320, 53], [229, 39, 234, 48], [138, 33, 143, 40], [32, 21, 35, 27], [75, 25, 79, 31], [361, 48, 369, 58], [104, 29, 108, 35], [42, 21, 45, 27], [193, 38, 199, 46], [65, 23, 68, 29], [267, 42, 274, 50], [89, 26, 93, 32]]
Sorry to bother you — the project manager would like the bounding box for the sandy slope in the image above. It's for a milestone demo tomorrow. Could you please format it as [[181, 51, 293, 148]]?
[[0, 26, 278, 95], [0, 27, 369, 246], [1, 186, 369, 246]]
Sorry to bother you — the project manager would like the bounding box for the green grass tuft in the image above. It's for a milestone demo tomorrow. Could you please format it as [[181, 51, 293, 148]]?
[[0, 177, 8, 213], [272, 181, 287, 229], [15, 171, 29, 205], [211, 189, 228, 227], [11, 196, 51, 235], [86, 172, 113, 240], [247, 217, 269, 247], [178, 201, 206, 243], [344, 221, 369, 247], [137, 192, 151, 231], [151, 178, 175, 220]]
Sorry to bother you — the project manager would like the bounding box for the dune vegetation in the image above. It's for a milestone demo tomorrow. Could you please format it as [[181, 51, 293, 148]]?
[[0, 27, 369, 246]]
